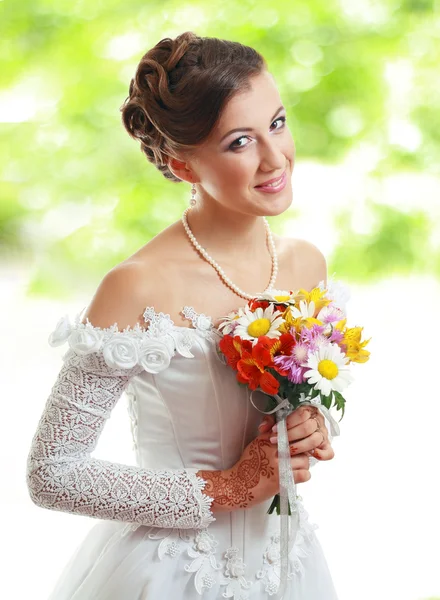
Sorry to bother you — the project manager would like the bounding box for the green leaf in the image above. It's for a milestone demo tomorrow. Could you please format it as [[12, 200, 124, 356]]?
[[310, 388, 320, 400], [333, 391, 346, 421], [320, 391, 333, 409]]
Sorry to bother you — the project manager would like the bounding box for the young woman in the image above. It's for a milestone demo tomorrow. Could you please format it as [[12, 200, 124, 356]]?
[[27, 31, 340, 599]]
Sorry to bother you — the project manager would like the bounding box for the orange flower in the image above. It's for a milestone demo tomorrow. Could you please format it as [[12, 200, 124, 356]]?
[[237, 336, 280, 394], [218, 335, 252, 369]]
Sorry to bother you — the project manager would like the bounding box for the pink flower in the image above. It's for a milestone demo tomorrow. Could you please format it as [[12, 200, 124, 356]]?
[[317, 304, 345, 324], [300, 324, 329, 352], [273, 355, 307, 384]]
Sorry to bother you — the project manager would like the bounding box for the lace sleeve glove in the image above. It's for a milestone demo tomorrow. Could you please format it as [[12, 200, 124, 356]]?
[[26, 313, 215, 530]]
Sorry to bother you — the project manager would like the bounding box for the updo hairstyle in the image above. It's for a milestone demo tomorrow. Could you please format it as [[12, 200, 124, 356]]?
[[120, 31, 266, 182]]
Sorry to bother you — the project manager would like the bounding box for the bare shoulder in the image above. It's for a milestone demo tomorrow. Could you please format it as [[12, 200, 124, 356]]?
[[280, 236, 328, 289], [78, 262, 143, 331], [79, 261, 152, 330], [80, 221, 188, 330]]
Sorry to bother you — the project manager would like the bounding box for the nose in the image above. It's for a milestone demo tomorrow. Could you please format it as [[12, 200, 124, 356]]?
[[258, 137, 286, 172]]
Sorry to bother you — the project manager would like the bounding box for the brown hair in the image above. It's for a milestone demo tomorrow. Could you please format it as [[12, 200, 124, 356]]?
[[120, 31, 267, 182]]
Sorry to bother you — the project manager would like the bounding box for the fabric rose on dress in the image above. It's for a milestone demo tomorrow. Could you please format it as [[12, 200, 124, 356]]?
[[195, 314, 212, 332], [224, 548, 246, 578], [102, 335, 139, 369], [68, 328, 103, 355], [138, 339, 171, 373], [48, 315, 72, 347]]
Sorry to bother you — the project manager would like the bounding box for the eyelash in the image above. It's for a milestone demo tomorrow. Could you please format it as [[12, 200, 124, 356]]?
[[228, 116, 287, 151]]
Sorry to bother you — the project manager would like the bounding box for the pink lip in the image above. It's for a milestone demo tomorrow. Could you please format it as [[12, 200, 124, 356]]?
[[255, 170, 286, 187], [255, 170, 287, 193]]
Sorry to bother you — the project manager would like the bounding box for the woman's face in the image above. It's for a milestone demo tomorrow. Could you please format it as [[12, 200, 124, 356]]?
[[174, 69, 295, 218]]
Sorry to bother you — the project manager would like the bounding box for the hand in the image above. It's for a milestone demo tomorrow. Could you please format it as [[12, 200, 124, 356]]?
[[258, 404, 335, 462], [233, 428, 313, 505], [198, 427, 311, 512]]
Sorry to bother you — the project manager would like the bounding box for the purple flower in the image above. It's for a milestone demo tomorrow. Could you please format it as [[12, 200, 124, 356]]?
[[287, 363, 307, 384], [329, 328, 344, 344]]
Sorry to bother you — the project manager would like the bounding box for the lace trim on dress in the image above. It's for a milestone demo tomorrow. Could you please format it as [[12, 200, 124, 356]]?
[[47, 304, 222, 373], [256, 500, 319, 595], [145, 497, 317, 598]]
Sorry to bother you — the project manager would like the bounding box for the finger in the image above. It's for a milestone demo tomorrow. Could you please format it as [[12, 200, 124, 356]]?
[[277, 404, 312, 432], [310, 408, 326, 433], [276, 452, 309, 469], [284, 430, 326, 456], [289, 453, 310, 470], [293, 469, 311, 484], [258, 414, 276, 433], [302, 405, 328, 437], [271, 418, 328, 446], [313, 442, 335, 461], [272, 406, 328, 440]]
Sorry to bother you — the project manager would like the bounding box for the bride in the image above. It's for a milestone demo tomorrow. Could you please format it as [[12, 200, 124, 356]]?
[[26, 31, 340, 599]]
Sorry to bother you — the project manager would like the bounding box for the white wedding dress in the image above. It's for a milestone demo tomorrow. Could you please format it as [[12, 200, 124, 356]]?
[[26, 286, 344, 600]]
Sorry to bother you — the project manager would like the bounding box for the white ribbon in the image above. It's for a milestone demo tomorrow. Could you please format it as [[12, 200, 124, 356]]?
[[250, 390, 340, 599]]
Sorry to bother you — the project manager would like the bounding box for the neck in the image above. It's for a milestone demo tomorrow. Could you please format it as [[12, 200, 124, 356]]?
[[184, 202, 270, 265]]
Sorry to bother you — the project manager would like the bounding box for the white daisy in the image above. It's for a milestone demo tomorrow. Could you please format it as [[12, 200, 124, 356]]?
[[290, 299, 316, 320], [301, 343, 354, 397], [233, 303, 284, 345], [257, 289, 296, 305], [216, 307, 245, 335]]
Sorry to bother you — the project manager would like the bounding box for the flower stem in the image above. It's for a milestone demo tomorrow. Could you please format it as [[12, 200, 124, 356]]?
[[267, 494, 292, 515]]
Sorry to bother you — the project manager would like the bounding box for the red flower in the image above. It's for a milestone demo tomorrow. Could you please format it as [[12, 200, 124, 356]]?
[[269, 332, 296, 358], [247, 299, 270, 311]]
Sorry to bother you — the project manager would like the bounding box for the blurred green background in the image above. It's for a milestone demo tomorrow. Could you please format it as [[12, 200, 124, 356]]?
[[3, 5, 440, 600], [1, 0, 439, 298]]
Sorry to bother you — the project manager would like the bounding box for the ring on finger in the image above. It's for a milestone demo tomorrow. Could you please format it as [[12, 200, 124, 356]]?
[[311, 416, 321, 432]]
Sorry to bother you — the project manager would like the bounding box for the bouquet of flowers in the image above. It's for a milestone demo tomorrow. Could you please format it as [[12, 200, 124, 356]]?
[[216, 278, 370, 514]]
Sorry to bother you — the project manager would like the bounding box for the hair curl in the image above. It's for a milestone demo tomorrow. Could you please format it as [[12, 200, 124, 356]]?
[[120, 31, 266, 182]]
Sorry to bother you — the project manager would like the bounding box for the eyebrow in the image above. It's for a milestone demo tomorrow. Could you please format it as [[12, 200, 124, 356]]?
[[219, 105, 285, 143]]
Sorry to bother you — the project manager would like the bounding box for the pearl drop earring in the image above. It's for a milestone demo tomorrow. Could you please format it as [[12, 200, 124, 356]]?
[[190, 183, 197, 206]]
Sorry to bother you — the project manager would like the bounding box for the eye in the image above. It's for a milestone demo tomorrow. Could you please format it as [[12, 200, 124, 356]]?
[[271, 116, 287, 131], [229, 135, 250, 150], [228, 116, 287, 151]]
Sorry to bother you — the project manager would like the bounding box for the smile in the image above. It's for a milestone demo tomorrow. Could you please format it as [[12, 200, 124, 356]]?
[[255, 170, 287, 193]]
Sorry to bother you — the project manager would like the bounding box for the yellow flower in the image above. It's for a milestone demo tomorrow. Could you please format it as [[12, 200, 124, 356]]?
[[293, 287, 331, 316], [334, 318, 347, 333], [278, 307, 295, 333], [342, 326, 371, 363], [279, 306, 322, 334]]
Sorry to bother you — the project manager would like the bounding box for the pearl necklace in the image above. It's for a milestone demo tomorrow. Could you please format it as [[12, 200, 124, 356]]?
[[181, 206, 278, 300]]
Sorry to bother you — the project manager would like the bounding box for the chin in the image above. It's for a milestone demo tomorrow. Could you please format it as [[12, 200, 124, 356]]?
[[259, 192, 293, 218]]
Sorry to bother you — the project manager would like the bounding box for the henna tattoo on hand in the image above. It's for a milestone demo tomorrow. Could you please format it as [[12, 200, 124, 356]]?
[[198, 438, 274, 510]]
